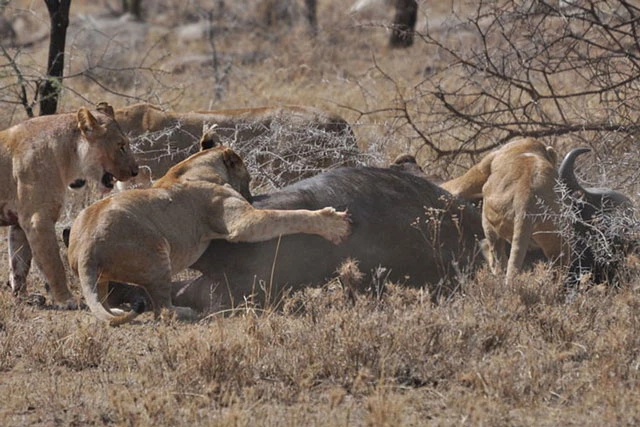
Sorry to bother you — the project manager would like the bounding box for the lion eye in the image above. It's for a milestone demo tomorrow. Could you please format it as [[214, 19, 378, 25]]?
[[119, 144, 126, 153]]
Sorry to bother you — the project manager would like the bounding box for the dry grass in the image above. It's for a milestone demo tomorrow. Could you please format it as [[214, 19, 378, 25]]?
[[3, 266, 640, 425], [3, 0, 640, 425]]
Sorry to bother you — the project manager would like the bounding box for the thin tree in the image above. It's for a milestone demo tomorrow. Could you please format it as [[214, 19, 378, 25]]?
[[305, 0, 317, 35], [389, 0, 417, 48], [39, 0, 71, 116], [121, 0, 142, 21]]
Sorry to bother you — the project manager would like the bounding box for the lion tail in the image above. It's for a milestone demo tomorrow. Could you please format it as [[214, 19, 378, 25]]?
[[78, 262, 142, 326]]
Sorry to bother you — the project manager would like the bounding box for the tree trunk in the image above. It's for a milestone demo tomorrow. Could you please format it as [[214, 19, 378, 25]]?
[[389, 0, 417, 49], [122, 0, 143, 21], [39, 0, 71, 116], [305, 0, 317, 36]]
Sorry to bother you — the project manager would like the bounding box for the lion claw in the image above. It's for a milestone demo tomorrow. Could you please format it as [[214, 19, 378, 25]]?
[[326, 209, 352, 245]]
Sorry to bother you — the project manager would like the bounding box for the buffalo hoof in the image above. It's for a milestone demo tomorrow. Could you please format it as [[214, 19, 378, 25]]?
[[131, 297, 146, 314]]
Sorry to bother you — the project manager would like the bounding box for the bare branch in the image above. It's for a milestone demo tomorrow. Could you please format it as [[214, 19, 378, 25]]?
[[0, 45, 34, 117]]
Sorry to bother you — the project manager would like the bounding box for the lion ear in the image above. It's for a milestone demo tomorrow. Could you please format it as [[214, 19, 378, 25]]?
[[77, 107, 106, 139], [222, 148, 243, 170], [95, 101, 115, 119]]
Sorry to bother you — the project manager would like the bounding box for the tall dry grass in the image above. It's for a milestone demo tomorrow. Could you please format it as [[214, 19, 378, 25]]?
[[2, 265, 640, 425]]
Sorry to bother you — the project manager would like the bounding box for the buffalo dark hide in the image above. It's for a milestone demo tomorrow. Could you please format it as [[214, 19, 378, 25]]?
[[174, 166, 485, 311]]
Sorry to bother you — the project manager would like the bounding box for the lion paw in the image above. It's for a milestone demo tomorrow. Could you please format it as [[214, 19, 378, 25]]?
[[320, 208, 352, 245], [319, 207, 337, 215]]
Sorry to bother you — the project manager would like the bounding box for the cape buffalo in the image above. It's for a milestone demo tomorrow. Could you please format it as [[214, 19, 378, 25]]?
[[173, 166, 484, 311]]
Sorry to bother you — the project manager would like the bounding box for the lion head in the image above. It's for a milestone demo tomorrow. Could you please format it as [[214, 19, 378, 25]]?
[[76, 102, 139, 191]]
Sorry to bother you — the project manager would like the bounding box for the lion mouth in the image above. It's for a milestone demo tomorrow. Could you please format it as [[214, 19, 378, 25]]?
[[101, 172, 116, 190]]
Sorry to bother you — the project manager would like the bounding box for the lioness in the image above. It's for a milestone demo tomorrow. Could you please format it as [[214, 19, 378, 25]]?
[[67, 145, 351, 326], [0, 103, 139, 307], [441, 138, 565, 284]]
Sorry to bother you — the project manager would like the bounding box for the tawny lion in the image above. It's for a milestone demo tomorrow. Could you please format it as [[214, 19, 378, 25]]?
[[441, 138, 565, 284], [67, 145, 351, 326], [0, 102, 138, 307]]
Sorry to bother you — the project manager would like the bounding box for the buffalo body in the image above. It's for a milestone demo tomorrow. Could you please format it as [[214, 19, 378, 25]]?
[[176, 166, 484, 310]]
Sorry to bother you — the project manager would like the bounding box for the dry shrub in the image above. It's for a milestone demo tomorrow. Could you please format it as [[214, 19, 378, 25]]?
[[210, 118, 377, 192]]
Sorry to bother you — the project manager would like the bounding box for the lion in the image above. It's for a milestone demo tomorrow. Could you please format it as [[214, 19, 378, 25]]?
[[67, 145, 351, 326], [441, 138, 565, 284], [0, 102, 139, 307]]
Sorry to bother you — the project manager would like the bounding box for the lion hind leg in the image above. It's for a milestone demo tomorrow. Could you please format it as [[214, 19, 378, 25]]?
[[481, 207, 507, 275]]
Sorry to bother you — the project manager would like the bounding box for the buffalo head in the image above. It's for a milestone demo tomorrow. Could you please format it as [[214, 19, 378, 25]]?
[[558, 147, 635, 292]]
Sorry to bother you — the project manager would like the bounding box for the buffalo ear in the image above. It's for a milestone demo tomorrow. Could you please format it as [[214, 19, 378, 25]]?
[[96, 101, 115, 119], [200, 135, 217, 151], [77, 107, 106, 138], [200, 124, 219, 151], [222, 148, 243, 170]]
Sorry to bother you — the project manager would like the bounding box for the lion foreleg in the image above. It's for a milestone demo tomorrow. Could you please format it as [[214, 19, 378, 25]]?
[[8, 225, 32, 296], [223, 203, 350, 245], [506, 215, 534, 285], [480, 236, 507, 276], [23, 216, 75, 306], [533, 225, 566, 267]]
